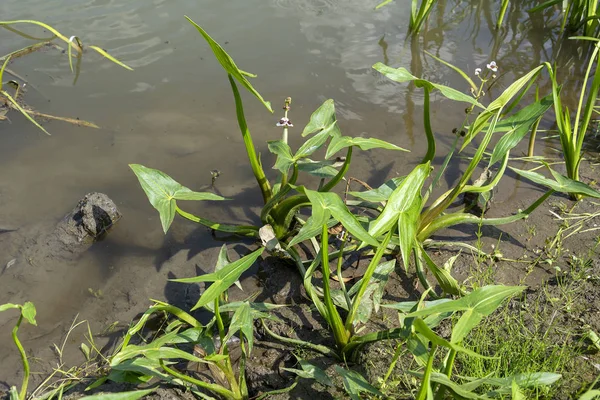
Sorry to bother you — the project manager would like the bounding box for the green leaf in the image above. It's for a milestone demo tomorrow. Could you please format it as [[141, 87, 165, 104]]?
[[214, 245, 242, 291], [487, 65, 544, 113], [185, 16, 272, 112], [0, 303, 19, 312], [171, 248, 264, 310], [268, 140, 294, 173], [407, 285, 525, 318], [413, 319, 491, 358], [348, 260, 396, 313], [223, 302, 259, 352], [397, 194, 422, 272], [21, 301, 37, 326], [420, 249, 463, 296], [348, 177, 405, 203], [296, 121, 341, 158], [373, 63, 483, 107], [129, 164, 226, 233], [325, 135, 408, 159], [78, 388, 156, 400], [334, 366, 384, 400], [510, 166, 600, 198], [489, 94, 553, 165], [578, 390, 600, 400], [289, 190, 379, 248], [302, 99, 336, 137], [368, 162, 430, 239], [512, 380, 526, 400], [375, 0, 394, 9], [297, 159, 340, 178], [417, 372, 487, 399], [283, 359, 333, 387]]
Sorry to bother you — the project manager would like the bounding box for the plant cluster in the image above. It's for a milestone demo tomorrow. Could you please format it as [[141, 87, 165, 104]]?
[[3, 10, 600, 400]]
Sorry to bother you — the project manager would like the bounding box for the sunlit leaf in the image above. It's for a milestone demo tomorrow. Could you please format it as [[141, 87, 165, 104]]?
[[223, 302, 255, 351], [185, 16, 272, 112], [348, 260, 396, 313], [348, 177, 405, 203], [510, 166, 600, 198], [334, 366, 384, 400], [289, 190, 379, 247], [296, 121, 340, 158], [214, 245, 242, 291], [397, 194, 422, 271], [368, 162, 430, 239], [420, 249, 463, 296], [325, 135, 408, 159], [129, 164, 226, 233], [413, 319, 491, 358], [302, 99, 336, 137], [373, 63, 483, 107], [21, 301, 37, 326], [0, 303, 19, 312], [171, 248, 264, 310], [489, 94, 553, 165]]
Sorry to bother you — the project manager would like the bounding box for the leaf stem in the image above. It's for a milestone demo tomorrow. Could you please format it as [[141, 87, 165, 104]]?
[[13, 314, 29, 400]]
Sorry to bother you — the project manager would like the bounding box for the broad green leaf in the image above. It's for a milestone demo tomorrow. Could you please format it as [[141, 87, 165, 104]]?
[[420, 249, 463, 296], [355, 284, 377, 324], [482, 372, 562, 388], [407, 285, 525, 318], [368, 162, 430, 239], [334, 366, 384, 400], [451, 308, 483, 344], [129, 164, 225, 233], [171, 248, 264, 310], [0, 303, 19, 312], [78, 388, 156, 400], [383, 298, 451, 312], [373, 63, 483, 107], [21, 301, 37, 326], [267, 140, 294, 173], [224, 302, 254, 351], [489, 94, 553, 165], [185, 16, 272, 112], [297, 159, 340, 178], [296, 121, 341, 158], [283, 358, 333, 387], [112, 346, 203, 366], [325, 135, 408, 159], [397, 194, 422, 271], [348, 177, 405, 203], [510, 166, 600, 198], [302, 99, 336, 136], [289, 190, 379, 248], [579, 390, 600, 400]]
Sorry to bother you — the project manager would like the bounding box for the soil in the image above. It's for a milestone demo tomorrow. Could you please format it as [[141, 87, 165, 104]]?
[[1, 157, 600, 399]]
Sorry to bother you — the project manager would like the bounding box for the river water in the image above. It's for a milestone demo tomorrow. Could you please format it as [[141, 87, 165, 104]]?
[[0, 0, 589, 388]]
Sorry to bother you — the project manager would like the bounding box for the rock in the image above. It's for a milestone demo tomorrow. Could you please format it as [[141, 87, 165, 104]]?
[[26, 192, 121, 264]]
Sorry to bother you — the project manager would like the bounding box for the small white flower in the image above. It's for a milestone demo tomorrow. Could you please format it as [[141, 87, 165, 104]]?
[[474, 68, 482, 76], [276, 117, 293, 127], [487, 61, 498, 72]]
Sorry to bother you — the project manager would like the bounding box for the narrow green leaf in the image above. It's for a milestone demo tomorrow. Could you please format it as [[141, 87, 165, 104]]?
[[185, 16, 272, 112], [413, 319, 491, 358], [368, 162, 430, 239], [510, 166, 600, 198], [296, 121, 340, 158], [129, 164, 225, 233], [78, 388, 156, 400], [302, 99, 336, 136], [215, 245, 242, 291], [420, 249, 463, 296], [425, 51, 477, 91], [397, 194, 422, 271], [375, 0, 394, 9], [224, 302, 254, 352], [373, 63, 483, 107], [2, 90, 50, 135], [325, 135, 408, 159], [416, 372, 487, 399], [171, 248, 264, 310], [451, 308, 483, 344], [407, 285, 525, 318], [88, 46, 133, 71]]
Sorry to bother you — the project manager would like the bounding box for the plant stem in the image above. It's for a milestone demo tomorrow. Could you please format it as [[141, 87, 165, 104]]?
[[336, 231, 352, 310], [434, 349, 457, 400], [260, 319, 338, 359], [160, 360, 237, 399], [320, 146, 352, 192], [215, 298, 225, 345], [13, 315, 29, 400]]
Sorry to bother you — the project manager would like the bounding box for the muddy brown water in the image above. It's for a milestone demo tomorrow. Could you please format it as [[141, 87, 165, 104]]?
[[0, 0, 596, 392]]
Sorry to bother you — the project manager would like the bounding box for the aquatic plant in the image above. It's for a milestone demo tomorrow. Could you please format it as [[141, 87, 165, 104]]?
[[543, 37, 600, 195], [92, 246, 286, 400], [0, 20, 132, 134], [529, 0, 600, 37], [0, 302, 37, 400]]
